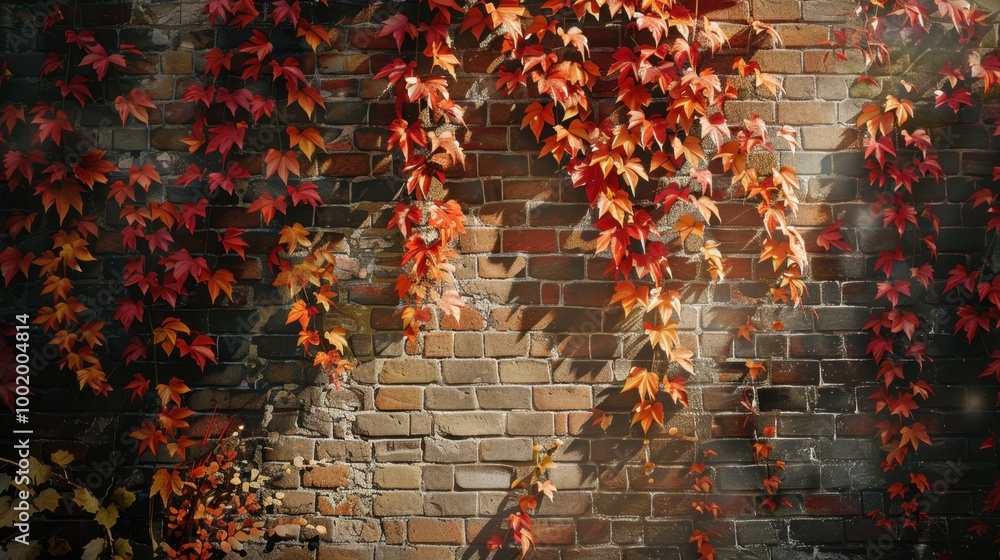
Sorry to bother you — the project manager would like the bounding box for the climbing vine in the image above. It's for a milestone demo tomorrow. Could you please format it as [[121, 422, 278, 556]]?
[[833, 0, 1000, 550]]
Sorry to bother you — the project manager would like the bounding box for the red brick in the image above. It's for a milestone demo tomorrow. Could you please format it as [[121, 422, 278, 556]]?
[[407, 518, 464, 544], [504, 230, 557, 252]]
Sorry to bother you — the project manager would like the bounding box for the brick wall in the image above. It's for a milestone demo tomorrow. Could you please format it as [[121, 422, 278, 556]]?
[[2, 0, 999, 559]]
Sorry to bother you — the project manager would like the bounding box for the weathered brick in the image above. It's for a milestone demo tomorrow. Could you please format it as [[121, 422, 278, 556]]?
[[303, 466, 351, 489], [533, 386, 592, 410], [434, 412, 505, 436], [374, 465, 422, 489], [407, 518, 463, 544]]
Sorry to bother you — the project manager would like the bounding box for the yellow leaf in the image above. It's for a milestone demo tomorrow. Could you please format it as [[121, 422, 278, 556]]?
[[81, 539, 105, 560], [73, 488, 100, 513], [112, 488, 136, 509], [33, 488, 61, 512], [324, 328, 348, 353], [95, 504, 119, 529], [50, 450, 75, 467], [114, 538, 134, 560], [672, 214, 704, 243]]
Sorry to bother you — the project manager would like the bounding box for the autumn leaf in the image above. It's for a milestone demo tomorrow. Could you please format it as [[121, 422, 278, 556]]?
[[151, 468, 183, 505], [129, 421, 167, 456], [264, 149, 301, 184], [817, 221, 852, 252], [155, 376, 190, 407], [324, 328, 349, 353], [114, 89, 156, 126]]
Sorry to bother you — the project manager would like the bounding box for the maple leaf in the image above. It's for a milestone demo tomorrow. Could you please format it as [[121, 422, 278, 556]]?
[[324, 328, 349, 353], [0, 247, 33, 286], [521, 101, 556, 141], [31, 106, 73, 146], [203, 269, 236, 303], [206, 121, 247, 161], [672, 214, 705, 243], [622, 366, 659, 401], [177, 334, 217, 370], [662, 375, 689, 406], [130, 422, 167, 456], [874, 247, 905, 278], [248, 192, 289, 225], [114, 89, 156, 126], [934, 87, 973, 113], [288, 181, 323, 208], [114, 299, 144, 331], [264, 149, 301, 184], [157, 405, 195, 436], [875, 280, 912, 308], [2, 213, 36, 242], [436, 289, 465, 322], [379, 13, 418, 50], [389, 203, 422, 239], [215, 86, 253, 115], [57, 75, 94, 105], [609, 281, 649, 315], [955, 305, 990, 344], [124, 373, 150, 403], [899, 422, 932, 451], [287, 126, 326, 161], [205, 48, 234, 77], [630, 400, 664, 433], [817, 221, 851, 251], [279, 223, 311, 252], [151, 468, 183, 505], [79, 44, 126, 80], [296, 21, 332, 52]]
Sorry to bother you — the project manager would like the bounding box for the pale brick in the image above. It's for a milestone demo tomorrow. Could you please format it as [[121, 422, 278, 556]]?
[[782, 76, 815, 100], [303, 465, 351, 488], [422, 332, 452, 358], [278, 491, 316, 514], [374, 387, 423, 411], [354, 412, 409, 437], [777, 101, 837, 125], [424, 438, 478, 462], [424, 492, 477, 516], [408, 518, 463, 544], [441, 359, 498, 383], [373, 546, 454, 560], [318, 494, 364, 516], [750, 50, 803, 74], [724, 100, 776, 122], [422, 465, 455, 491], [373, 440, 423, 462], [316, 440, 371, 462], [265, 436, 316, 461], [533, 386, 593, 410], [374, 465, 422, 489], [507, 412, 555, 436], [752, 0, 801, 21], [480, 438, 534, 461], [425, 386, 475, 410], [379, 359, 440, 384], [476, 386, 532, 409], [453, 333, 484, 357], [800, 126, 859, 151], [454, 465, 513, 489], [774, 24, 830, 47], [484, 332, 530, 357], [373, 492, 423, 516], [499, 359, 550, 383], [434, 412, 505, 436]]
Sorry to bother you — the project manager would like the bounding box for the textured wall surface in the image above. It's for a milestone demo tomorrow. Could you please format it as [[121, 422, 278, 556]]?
[[2, 0, 999, 559]]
